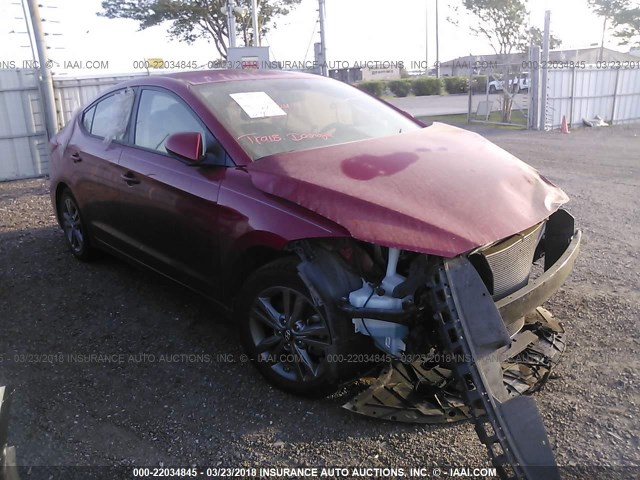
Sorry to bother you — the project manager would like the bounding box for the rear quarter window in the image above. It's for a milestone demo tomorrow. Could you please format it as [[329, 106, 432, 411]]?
[[83, 89, 135, 142], [82, 106, 96, 132]]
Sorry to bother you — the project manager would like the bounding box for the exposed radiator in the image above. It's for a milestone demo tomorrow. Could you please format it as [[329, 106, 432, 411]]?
[[482, 222, 545, 300]]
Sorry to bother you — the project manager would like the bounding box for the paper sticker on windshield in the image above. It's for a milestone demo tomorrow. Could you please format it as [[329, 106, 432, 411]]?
[[230, 92, 287, 119]]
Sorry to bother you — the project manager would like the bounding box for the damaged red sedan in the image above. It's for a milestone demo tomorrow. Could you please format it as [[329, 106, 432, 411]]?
[[50, 70, 579, 479]]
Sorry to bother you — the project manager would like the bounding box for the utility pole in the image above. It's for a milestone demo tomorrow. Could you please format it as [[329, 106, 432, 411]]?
[[425, 3, 429, 75], [251, 0, 259, 46], [435, 0, 440, 78], [318, 0, 328, 76], [25, 0, 58, 139], [599, 17, 607, 62], [19, 0, 37, 65], [539, 10, 551, 131], [226, 1, 237, 48]]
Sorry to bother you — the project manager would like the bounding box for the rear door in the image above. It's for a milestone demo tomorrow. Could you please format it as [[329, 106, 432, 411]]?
[[115, 87, 228, 293], [66, 88, 135, 249]]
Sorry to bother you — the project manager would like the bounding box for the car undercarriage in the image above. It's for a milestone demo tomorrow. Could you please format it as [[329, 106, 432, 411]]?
[[281, 208, 581, 480]]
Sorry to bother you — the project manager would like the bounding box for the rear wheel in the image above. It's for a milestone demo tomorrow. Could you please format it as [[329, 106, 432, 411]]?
[[237, 258, 342, 397], [58, 189, 94, 261]]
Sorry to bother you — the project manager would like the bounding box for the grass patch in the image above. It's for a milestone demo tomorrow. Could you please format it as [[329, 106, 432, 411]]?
[[417, 110, 528, 130]]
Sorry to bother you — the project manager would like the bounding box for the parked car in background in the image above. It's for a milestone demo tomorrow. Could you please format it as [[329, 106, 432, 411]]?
[[488, 72, 530, 93]]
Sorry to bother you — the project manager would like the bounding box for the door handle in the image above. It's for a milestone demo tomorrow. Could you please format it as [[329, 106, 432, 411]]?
[[71, 152, 82, 163], [121, 172, 140, 185]]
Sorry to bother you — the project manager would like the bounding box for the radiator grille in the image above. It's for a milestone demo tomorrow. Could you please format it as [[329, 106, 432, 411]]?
[[482, 222, 545, 300]]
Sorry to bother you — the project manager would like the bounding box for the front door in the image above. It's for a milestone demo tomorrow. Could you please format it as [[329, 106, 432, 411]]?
[[115, 87, 227, 294]]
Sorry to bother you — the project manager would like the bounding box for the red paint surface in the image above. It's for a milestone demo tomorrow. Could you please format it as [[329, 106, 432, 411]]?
[[248, 123, 569, 257]]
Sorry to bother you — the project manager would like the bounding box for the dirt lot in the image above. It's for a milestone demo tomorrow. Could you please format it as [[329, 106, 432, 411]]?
[[0, 124, 638, 476]]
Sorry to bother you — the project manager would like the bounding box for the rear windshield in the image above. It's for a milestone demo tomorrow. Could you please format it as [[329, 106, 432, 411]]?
[[194, 76, 422, 160]]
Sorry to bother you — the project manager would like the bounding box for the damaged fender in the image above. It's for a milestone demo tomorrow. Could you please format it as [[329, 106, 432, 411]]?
[[293, 243, 377, 383]]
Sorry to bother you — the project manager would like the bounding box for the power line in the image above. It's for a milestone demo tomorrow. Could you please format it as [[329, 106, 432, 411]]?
[[303, 14, 319, 64]]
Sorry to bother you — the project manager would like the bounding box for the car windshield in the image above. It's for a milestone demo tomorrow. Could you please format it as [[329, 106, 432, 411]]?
[[194, 76, 422, 160]]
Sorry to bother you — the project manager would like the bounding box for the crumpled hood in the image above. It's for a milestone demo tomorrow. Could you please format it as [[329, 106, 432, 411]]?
[[247, 123, 569, 257]]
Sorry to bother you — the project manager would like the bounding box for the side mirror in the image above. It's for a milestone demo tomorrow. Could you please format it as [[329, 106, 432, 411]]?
[[165, 132, 204, 163]]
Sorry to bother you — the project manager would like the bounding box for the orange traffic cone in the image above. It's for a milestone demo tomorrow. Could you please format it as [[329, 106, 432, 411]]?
[[561, 115, 570, 134]]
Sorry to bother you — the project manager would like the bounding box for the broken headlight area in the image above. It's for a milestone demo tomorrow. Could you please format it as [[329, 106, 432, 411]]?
[[293, 209, 579, 479], [342, 212, 576, 424]]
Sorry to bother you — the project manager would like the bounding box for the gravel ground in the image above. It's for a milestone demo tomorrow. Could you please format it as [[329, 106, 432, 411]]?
[[0, 124, 638, 476]]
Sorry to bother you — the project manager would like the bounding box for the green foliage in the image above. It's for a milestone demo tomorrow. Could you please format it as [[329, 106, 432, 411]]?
[[460, 0, 528, 56], [99, 0, 302, 58], [443, 76, 469, 95], [613, 6, 640, 46], [527, 27, 562, 50], [412, 77, 443, 96], [588, 0, 632, 51], [388, 80, 412, 97], [453, 0, 563, 55], [588, 0, 630, 18], [471, 75, 488, 93], [357, 81, 386, 98]]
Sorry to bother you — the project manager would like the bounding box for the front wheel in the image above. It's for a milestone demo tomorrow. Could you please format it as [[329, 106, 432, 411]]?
[[236, 258, 342, 397]]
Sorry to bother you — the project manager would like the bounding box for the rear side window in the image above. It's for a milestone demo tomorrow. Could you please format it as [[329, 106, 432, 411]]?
[[134, 89, 207, 153], [82, 106, 96, 132], [85, 89, 135, 142]]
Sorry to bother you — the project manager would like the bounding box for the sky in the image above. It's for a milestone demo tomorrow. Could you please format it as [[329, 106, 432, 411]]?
[[0, 0, 638, 76]]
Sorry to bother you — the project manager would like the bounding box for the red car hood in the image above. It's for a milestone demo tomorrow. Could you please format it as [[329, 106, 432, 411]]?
[[247, 123, 569, 257]]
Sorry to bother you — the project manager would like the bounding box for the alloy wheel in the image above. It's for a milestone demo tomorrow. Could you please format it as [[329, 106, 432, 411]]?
[[249, 286, 331, 383], [61, 196, 84, 254]]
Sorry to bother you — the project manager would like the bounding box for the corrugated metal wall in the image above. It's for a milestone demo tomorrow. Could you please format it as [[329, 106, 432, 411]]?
[[1, 67, 639, 181], [0, 69, 142, 181], [54, 74, 143, 125], [547, 68, 640, 129], [0, 69, 49, 180]]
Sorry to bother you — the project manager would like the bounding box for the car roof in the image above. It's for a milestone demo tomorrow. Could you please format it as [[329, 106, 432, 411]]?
[[159, 69, 315, 85], [111, 69, 321, 93]]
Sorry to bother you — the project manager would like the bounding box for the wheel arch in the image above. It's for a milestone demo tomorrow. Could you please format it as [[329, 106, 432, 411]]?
[[223, 235, 352, 304], [227, 244, 293, 300], [53, 181, 72, 227]]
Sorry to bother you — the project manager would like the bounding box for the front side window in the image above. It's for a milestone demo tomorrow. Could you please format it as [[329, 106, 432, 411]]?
[[89, 89, 135, 142], [134, 89, 207, 153], [194, 76, 422, 160]]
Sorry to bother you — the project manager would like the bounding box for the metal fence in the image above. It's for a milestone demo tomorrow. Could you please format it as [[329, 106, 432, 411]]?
[[1, 66, 640, 181], [545, 67, 640, 129], [0, 69, 140, 181], [0, 69, 49, 181], [54, 73, 143, 126], [467, 62, 531, 128]]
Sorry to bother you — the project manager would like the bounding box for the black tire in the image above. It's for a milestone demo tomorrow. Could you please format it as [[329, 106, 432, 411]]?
[[489, 85, 497, 94], [57, 189, 94, 261], [236, 257, 346, 397]]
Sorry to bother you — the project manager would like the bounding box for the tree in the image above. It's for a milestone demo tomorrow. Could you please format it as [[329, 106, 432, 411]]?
[[451, 0, 563, 122], [587, 0, 631, 60], [527, 27, 562, 51], [459, 0, 529, 56], [613, 6, 640, 47], [99, 0, 302, 59]]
